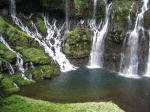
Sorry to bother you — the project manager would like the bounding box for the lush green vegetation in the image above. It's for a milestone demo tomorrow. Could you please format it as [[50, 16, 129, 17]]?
[[35, 17, 47, 35], [1, 77, 20, 94], [63, 27, 90, 58], [74, 0, 86, 17], [1, 75, 32, 94], [0, 95, 124, 112], [0, 43, 16, 63], [15, 47, 50, 64], [25, 65, 60, 80], [0, 16, 32, 47]]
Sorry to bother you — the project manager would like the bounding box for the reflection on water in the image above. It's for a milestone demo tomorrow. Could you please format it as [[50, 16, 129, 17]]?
[[18, 67, 150, 112]]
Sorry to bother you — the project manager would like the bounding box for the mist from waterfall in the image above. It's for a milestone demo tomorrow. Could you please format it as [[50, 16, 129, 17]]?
[[119, 0, 149, 78], [9, 0, 76, 72], [88, 0, 112, 68], [0, 35, 28, 80]]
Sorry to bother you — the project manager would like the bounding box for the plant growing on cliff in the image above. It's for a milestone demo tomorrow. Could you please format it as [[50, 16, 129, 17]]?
[[74, 0, 86, 17], [35, 17, 47, 36]]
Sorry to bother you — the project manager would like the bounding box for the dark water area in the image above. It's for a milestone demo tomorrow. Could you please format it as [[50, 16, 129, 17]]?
[[18, 67, 150, 112]]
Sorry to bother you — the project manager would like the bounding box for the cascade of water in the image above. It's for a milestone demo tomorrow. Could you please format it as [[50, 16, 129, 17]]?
[[25, 63, 28, 71], [9, 0, 16, 17], [9, 0, 75, 72], [3, 60, 14, 75], [65, 0, 69, 31], [28, 73, 33, 81], [119, 0, 149, 77], [13, 82, 19, 88], [144, 31, 150, 77], [88, 0, 112, 68], [30, 62, 34, 69], [0, 35, 28, 80], [128, 2, 135, 30], [42, 14, 76, 71], [20, 12, 33, 19], [93, 0, 97, 19]]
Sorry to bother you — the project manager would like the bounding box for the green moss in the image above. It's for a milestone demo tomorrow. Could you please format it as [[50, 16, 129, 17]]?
[[63, 27, 90, 57], [35, 17, 47, 35], [10, 74, 32, 86], [1, 95, 124, 112], [40, 65, 60, 78], [0, 43, 16, 62], [3, 51, 16, 62], [110, 1, 132, 28], [25, 69, 41, 80], [25, 65, 60, 80], [15, 47, 50, 64], [0, 16, 34, 47], [1, 77, 20, 94], [74, 0, 86, 17]]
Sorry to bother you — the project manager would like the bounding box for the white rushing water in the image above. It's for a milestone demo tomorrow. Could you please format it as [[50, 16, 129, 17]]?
[[9, 0, 75, 72], [88, 0, 112, 68], [144, 30, 150, 77], [119, 0, 149, 78], [128, 2, 135, 30], [0, 35, 28, 80], [3, 60, 14, 75], [93, 0, 97, 19]]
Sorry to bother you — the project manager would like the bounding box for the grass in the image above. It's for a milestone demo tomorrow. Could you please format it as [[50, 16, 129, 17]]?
[[0, 95, 124, 112]]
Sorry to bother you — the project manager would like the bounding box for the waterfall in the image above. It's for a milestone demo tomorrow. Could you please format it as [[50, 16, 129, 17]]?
[[0, 35, 28, 80], [119, 0, 149, 78], [9, 0, 75, 72], [128, 2, 135, 30], [9, 0, 16, 17], [93, 0, 97, 19], [3, 60, 14, 75], [13, 82, 19, 88], [42, 14, 76, 71], [144, 31, 150, 77], [65, 0, 69, 31], [30, 62, 34, 69], [88, 0, 112, 68]]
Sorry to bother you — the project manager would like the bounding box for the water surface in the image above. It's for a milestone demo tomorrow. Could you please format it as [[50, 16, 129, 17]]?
[[19, 67, 150, 112]]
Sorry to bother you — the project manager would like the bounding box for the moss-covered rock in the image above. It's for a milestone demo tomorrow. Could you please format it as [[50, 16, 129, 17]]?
[[63, 26, 90, 58], [39, 65, 60, 79], [1, 77, 20, 94], [10, 74, 33, 86], [0, 16, 34, 47], [25, 65, 60, 80], [35, 17, 47, 36], [15, 47, 50, 65], [0, 43, 16, 63], [25, 69, 41, 80]]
